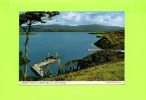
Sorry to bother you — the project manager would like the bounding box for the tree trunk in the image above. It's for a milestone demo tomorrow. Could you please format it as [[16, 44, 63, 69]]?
[[24, 33, 29, 80], [20, 20, 31, 81]]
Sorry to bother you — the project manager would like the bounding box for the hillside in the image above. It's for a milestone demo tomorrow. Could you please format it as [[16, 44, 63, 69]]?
[[94, 30, 124, 49], [20, 24, 124, 32], [42, 61, 124, 81]]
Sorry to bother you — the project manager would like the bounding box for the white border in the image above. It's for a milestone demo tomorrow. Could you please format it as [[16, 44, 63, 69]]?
[[19, 81, 124, 85]]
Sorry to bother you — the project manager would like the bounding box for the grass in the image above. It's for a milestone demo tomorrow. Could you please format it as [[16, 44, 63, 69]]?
[[105, 34, 121, 44], [105, 31, 124, 45], [42, 61, 124, 81], [94, 30, 124, 49]]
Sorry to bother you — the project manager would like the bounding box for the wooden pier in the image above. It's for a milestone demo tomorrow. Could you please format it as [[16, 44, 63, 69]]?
[[31, 58, 56, 77]]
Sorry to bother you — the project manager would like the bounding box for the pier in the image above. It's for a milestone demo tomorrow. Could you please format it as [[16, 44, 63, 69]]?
[[31, 58, 56, 77]]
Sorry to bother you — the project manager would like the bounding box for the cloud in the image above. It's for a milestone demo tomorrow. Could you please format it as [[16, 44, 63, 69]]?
[[33, 11, 124, 27]]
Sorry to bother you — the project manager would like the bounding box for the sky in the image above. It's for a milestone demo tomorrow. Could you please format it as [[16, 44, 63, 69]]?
[[33, 11, 124, 27]]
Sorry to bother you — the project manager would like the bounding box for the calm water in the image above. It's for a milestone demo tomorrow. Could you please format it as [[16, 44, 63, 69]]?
[[20, 32, 99, 77]]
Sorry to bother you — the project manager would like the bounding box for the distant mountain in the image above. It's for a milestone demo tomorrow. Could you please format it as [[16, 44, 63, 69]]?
[[20, 24, 124, 32]]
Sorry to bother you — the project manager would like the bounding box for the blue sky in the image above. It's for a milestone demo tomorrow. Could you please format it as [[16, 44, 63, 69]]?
[[34, 11, 124, 27]]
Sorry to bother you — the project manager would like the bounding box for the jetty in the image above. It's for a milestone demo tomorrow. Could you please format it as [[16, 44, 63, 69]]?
[[31, 57, 57, 77]]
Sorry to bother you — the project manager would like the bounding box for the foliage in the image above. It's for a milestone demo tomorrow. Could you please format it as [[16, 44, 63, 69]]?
[[78, 49, 124, 69], [19, 51, 30, 65], [19, 70, 24, 81], [50, 49, 124, 78], [20, 24, 123, 32], [42, 61, 124, 81], [19, 11, 59, 33], [94, 37, 112, 49], [19, 11, 59, 81], [94, 30, 124, 49]]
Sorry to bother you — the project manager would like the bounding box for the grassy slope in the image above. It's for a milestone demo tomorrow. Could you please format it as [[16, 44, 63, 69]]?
[[94, 30, 124, 49], [42, 61, 124, 81]]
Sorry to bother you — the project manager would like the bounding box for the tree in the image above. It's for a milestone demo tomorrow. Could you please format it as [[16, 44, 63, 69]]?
[[19, 11, 59, 80]]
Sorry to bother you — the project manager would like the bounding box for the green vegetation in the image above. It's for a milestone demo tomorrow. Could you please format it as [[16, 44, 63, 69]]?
[[42, 61, 124, 81], [77, 49, 124, 69], [40, 30, 125, 81], [94, 30, 124, 49], [19, 11, 59, 81], [19, 12, 124, 81], [38, 49, 124, 81], [19, 51, 29, 65], [20, 24, 124, 32], [20, 49, 124, 81]]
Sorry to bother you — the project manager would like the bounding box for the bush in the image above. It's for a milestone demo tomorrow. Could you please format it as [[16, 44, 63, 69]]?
[[94, 37, 124, 49], [77, 49, 124, 69], [94, 37, 112, 49]]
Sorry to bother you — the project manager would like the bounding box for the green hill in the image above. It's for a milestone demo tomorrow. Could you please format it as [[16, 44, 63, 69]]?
[[94, 30, 124, 49], [20, 24, 124, 32], [42, 61, 124, 81]]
